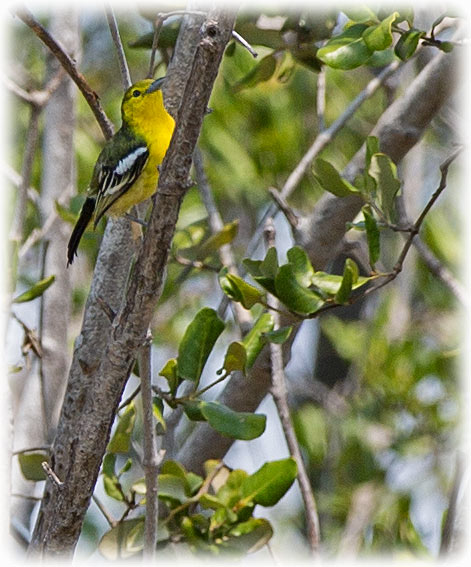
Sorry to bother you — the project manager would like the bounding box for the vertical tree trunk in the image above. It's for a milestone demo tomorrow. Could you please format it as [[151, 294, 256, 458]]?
[[40, 8, 79, 437]]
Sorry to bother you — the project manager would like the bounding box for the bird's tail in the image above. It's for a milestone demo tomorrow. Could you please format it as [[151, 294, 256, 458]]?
[[67, 197, 95, 266]]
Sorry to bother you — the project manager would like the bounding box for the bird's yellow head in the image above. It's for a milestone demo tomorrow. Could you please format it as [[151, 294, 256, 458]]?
[[121, 77, 170, 136]]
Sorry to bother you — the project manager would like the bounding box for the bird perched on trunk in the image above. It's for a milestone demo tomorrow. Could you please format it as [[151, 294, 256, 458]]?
[[67, 77, 175, 266]]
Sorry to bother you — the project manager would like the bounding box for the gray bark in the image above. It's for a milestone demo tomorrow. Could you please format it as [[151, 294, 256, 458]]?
[[29, 8, 236, 557]]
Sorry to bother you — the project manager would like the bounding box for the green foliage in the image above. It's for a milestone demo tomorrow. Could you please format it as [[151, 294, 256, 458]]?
[[13, 275, 55, 304], [96, 458, 295, 558], [177, 308, 225, 384], [11, 6, 459, 561]]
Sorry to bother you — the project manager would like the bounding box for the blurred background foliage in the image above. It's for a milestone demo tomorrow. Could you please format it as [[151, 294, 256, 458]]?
[[7, 4, 463, 560]]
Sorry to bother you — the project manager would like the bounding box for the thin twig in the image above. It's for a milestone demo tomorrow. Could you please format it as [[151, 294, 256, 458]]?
[[105, 6, 132, 90], [139, 331, 161, 559], [42, 462, 63, 487], [194, 147, 252, 331], [118, 385, 141, 411], [244, 58, 403, 261], [92, 494, 116, 528], [231, 30, 258, 57], [316, 69, 326, 133], [264, 218, 321, 553], [13, 5, 114, 140], [440, 452, 465, 555], [9, 105, 41, 243], [147, 10, 208, 79], [364, 146, 463, 297]]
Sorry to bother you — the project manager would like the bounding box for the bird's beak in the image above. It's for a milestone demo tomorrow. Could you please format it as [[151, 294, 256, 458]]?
[[146, 77, 166, 93]]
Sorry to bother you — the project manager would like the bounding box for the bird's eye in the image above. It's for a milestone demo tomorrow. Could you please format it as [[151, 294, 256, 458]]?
[[132, 90, 141, 98]]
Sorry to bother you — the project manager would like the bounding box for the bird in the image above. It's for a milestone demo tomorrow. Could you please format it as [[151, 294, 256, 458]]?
[[67, 76, 175, 266]]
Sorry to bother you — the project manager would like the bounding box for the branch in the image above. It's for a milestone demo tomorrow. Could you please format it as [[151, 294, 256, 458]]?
[[264, 219, 321, 553], [105, 6, 132, 89], [28, 8, 236, 557], [13, 5, 114, 140], [139, 332, 164, 559], [298, 47, 457, 270], [174, 46, 457, 476], [245, 58, 402, 260], [193, 147, 252, 331]]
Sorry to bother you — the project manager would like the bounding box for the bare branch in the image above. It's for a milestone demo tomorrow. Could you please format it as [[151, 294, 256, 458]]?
[[245, 58, 403, 260], [139, 331, 163, 559], [264, 219, 321, 553], [13, 5, 114, 139], [105, 6, 132, 89], [194, 147, 252, 331]]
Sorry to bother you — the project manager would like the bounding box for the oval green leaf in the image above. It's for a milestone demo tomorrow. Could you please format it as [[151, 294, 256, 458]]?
[[241, 458, 297, 507], [13, 275, 56, 304], [177, 308, 225, 384], [200, 401, 266, 440]]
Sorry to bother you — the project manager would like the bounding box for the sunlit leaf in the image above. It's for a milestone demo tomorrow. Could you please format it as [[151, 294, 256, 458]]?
[[394, 28, 425, 60], [218, 268, 264, 309], [241, 458, 297, 507], [317, 24, 372, 69], [107, 403, 136, 454], [13, 275, 55, 304], [313, 158, 359, 197], [362, 12, 399, 51]]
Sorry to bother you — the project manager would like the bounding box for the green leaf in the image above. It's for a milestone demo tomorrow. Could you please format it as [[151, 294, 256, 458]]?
[[107, 403, 136, 454], [220, 341, 247, 374], [159, 358, 179, 396], [102, 454, 124, 501], [98, 519, 144, 559], [275, 264, 325, 315], [158, 473, 188, 504], [18, 452, 48, 481], [262, 326, 293, 345], [200, 401, 266, 440], [13, 275, 55, 304], [260, 246, 279, 279], [437, 41, 454, 53], [313, 158, 359, 197], [241, 458, 298, 507], [335, 258, 359, 304], [369, 153, 400, 221], [232, 53, 278, 92], [362, 205, 381, 267], [241, 313, 274, 369], [224, 518, 274, 554], [190, 220, 239, 261], [287, 246, 315, 286], [317, 24, 372, 69], [199, 493, 226, 510], [343, 6, 378, 23], [394, 28, 425, 60], [218, 268, 264, 309], [152, 397, 166, 433], [177, 308, 225, 384], [362, 12, 398, 51], [183, 400, 207, 422]]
